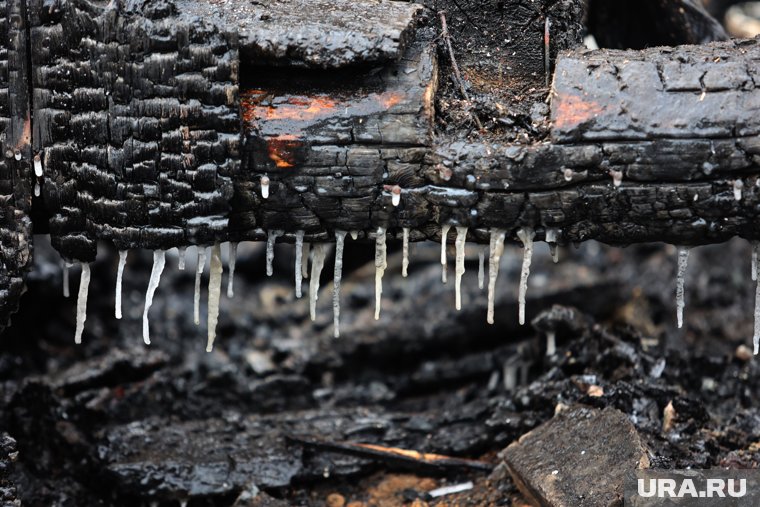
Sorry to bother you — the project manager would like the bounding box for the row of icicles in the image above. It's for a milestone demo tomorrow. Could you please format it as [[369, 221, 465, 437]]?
[[63, 226, 542, 350], [60, 227, 760, 355]]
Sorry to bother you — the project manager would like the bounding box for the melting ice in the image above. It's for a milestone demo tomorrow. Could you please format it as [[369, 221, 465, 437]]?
[[487, 229, 506, 324], [375, 227, 387, 320], [517, 227, 535, 326], [143, 250, 166, 345]]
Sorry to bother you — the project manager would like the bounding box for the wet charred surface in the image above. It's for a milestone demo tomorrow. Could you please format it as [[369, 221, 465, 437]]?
[[1, 237, 760, 504], [181, 0, 423, 69], [30, 0, 241, 261]]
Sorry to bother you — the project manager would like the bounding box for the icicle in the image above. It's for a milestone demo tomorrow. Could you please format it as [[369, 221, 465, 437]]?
[[115, 250, 128, 319], [34, 182, 40, 197], [563, 168, 574, 182], [487, 229, 507, 324], [374, 227, 387, 320], [142, 250, 166, 345], [546, 331, 556, 356], [350, 231, 359, 240], [309, 244, 327, 321], [546, 227, 560, 263], [517, 227, 536, 326], [194, 248, 207, 326], [33, 154, 43, 177], [610, 169, 623, 187], [402, 227, 410, 277], [753, 241, 759, 282], [261, 175, 270, 199], [441, 225, 451, 284], [74, 263, 91, 344], [206, 243, 223, 352], [390, 185, 401, 207], [295, 230, 305, 298], [266, 230, 284, 276], [676, 246, 690, 329], [62, 261, 71, 298], [227, 242, 237, 298], [454, 227, 467, 310], [754, 259, 760, 354], [734, 179, 743, 201], [302, 242, 310, 279], [333, 231, 347, 338], [178, 247, 186, 270], [478, 246, 486, 290]]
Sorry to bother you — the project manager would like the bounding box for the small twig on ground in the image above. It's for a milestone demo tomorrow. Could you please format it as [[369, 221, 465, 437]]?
[[288, 436, 494, 473], [439, 11, 484, 131]]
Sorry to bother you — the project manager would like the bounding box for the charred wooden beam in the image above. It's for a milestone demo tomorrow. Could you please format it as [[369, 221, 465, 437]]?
[[0, 0, 33, 331], [0, 0, 758, 330]]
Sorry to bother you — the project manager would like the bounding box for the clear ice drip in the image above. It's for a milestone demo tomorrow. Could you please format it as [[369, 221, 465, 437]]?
[[178, 247, 186, 270], [143, 250, 166, 345], [115, 250, 128, 319], [302, 242, 310, 280], [295, 231, 305, 298], [227, 242, 238, 298], [266, 230, 284, 276], [207, 243, 223, 352], [455, 227, 467, 310], [754, 241, 759, 282], [676, 246, 690, 329], [309, 244, 328, 321], [517, 227, 535, 326], [734, 180, 744, 201], [194, 248, 207, 326], [74, 263, 91, 344], [62, 261, 71, 298], [333, 231, 347, 338], [441, 225, 451, 284], [478, 246, 486, 290], [375, 227, 387, 320], [402, 227, 410, 278], [487, 229, 507, 324]]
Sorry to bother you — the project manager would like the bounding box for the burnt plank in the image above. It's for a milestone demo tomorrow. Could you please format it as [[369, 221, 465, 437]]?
[[551, 39, 760, 142], [0, 0, 33, 331], [181, 0, 423, 69], [30, 0, 240, 262]]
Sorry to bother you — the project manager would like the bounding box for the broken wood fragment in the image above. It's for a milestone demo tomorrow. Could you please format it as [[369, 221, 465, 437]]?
[[502, 405, 650, 507]]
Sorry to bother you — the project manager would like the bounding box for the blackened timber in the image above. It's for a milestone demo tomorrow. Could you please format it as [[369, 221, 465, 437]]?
[[29, 0, 240, 262], [232, 37, 437, 240], [0, 0, 33, 332], [180, 0, 423, 69]]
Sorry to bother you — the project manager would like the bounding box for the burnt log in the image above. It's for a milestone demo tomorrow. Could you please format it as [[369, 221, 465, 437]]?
[[0, 0, 33, 331], [28, 0, 758, 260], [0, 0, 756, 328]]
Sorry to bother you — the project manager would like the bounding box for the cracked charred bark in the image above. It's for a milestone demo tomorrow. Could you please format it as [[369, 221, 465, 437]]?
[[0, 0, 756, 330]]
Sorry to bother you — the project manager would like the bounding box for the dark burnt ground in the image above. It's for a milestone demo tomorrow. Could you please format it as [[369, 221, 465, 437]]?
[[427, 0, 584, 143], [0, 236, 759, 505]]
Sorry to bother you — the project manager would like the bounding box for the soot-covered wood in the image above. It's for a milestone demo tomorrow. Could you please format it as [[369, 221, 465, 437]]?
[[1, 0, 756, 327], [30, 0, 240, 261], [0, 0, 33, 332]]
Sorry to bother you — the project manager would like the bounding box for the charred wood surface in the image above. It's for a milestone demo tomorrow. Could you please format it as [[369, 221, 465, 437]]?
[[0, 0, 33, 332], [182, 0, 423, 69], [0, 0, 758, 326], [30, 0, 241, 261]]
